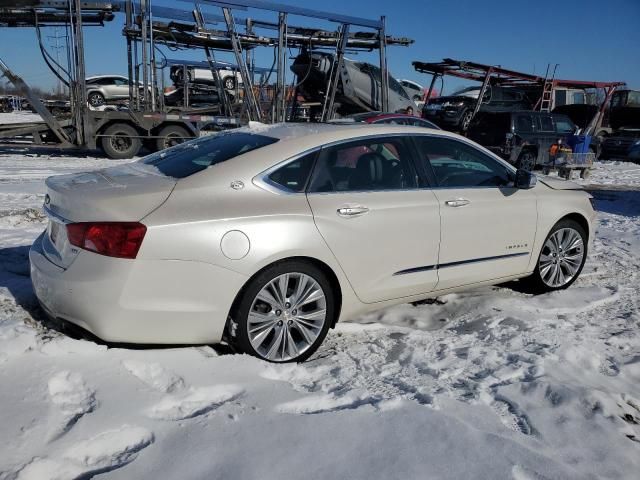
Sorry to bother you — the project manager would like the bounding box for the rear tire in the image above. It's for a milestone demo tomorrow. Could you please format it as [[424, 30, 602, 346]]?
[[155, 125, 192, 152], [520, 219, 587, 294], [231, 260, 335, 363], [100, 123, 141, 159]]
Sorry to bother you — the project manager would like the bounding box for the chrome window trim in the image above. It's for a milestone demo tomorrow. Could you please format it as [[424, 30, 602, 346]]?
[[253, 147, 321, 195], [412, 134, 518, 190], [253, 131, 517, 195]]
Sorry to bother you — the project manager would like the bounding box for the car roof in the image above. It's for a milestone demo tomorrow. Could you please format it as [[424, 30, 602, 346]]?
[[364, 113, 418, 122], [240, 122, 454, 149], [86, 75, 128, 80]]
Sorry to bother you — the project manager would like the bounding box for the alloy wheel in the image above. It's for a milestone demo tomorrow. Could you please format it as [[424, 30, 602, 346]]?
[[538, 227, 584, 288], [248, 272, 327, 362], [88, 93, 104, 107]]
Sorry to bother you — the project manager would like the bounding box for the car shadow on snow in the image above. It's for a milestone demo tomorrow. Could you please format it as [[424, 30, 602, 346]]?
[[588, 189, 640, 217], [0, 244, 235, 355], [0, 244, 47, 320]]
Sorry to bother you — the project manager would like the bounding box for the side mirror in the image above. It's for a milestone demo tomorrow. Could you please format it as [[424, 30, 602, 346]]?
[[515, 169, 537, 189]]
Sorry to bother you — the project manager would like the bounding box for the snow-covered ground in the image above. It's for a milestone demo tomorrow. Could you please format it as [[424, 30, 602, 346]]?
[[0, 111, 43, 124], [1, 112, 639, 479]]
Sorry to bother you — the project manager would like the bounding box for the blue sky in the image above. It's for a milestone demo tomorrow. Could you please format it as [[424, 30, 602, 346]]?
[[2, 0, 639, 94]]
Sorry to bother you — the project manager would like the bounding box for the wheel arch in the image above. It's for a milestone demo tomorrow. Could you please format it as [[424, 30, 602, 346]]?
[[557, 212, 590, 240], [96, 119, 145, 137], [151, 121, 198, 137], [226, 255, 344, 336]]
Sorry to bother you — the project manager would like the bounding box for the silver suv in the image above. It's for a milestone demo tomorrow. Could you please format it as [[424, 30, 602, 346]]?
[[86, 75, 135, 107]]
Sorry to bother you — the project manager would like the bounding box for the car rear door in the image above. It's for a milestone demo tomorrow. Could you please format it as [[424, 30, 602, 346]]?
[[413, 135, 538, 290], [305, 135, 441, 303]]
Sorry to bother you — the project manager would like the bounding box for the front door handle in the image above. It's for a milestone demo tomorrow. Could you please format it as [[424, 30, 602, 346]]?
[[445, 198, 471, 207], [337, 205, 370, 217]]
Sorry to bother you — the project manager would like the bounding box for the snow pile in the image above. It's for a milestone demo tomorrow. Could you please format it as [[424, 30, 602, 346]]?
[[0, 138, 639, 479]]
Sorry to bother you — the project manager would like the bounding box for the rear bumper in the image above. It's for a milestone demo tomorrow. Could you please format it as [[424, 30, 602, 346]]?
[[29, 233, 248, 344]]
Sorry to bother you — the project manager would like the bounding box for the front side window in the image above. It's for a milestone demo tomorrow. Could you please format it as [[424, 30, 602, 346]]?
[[414, 136, 514, 188], [389, 77, 410, 100], [308, 137, 417, 193], [142, 131, 279, 178], [554, 116, 575, 134]]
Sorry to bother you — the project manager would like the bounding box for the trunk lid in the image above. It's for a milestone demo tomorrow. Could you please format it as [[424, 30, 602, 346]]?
[[42, 162, 176, 268]]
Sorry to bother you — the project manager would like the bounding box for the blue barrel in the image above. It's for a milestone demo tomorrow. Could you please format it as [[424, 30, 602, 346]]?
[[568, 135, 592, 154]]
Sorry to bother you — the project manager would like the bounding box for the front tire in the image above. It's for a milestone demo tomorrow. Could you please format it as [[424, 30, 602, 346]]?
[[231, 261, 335, 363], [88, 92, 105, 107], [522, 219, 587, 293]]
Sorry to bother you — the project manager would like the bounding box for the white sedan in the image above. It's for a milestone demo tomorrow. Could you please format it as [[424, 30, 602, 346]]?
[[30, 124, 596, 362]]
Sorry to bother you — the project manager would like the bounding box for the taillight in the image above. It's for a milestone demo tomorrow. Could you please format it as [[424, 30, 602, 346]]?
[[66, 222, 147, 259]]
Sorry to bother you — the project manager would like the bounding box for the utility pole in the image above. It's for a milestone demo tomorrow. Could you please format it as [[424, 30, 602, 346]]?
[[47, 27, 66, 96]]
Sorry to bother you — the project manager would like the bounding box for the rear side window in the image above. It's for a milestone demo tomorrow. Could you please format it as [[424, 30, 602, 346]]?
[[377, 117, 410, 125], [308, 137, 417, 193], [515, 114, 534, 133], [267, 151, 316, 192], [142, 132, 278, 178], [410, 118, 439, 129], [537, 115, 554, 132]]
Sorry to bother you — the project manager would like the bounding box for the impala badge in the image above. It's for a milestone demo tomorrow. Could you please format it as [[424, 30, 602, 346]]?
[[230, 180, 244, 190]]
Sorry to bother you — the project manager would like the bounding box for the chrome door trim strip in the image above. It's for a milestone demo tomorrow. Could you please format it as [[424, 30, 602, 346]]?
[[438, 251, 530, 269], [393, 265, 436, 276], [393, 251, 530, 276]]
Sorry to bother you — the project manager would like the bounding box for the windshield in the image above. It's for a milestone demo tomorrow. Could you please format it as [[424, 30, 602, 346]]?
[[141, 131, 279, 178], [451, 87, 481, 98]]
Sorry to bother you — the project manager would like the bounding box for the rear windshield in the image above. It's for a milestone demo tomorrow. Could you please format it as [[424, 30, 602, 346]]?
[[142, 131, 279, 178]]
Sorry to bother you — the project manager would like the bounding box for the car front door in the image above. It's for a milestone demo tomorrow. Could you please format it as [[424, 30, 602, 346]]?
[[413, 135, 538, 290], [306, 135, 441, 303], [535, 114, 557, 165]]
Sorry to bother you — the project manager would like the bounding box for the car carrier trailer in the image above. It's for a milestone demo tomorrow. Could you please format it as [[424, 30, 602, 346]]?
[[0, 0, 412, 158]]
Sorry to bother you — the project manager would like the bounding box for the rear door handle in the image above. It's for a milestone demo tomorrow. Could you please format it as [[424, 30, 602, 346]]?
[[445, 198, 470, 207], [337, 205, 370, 217]]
